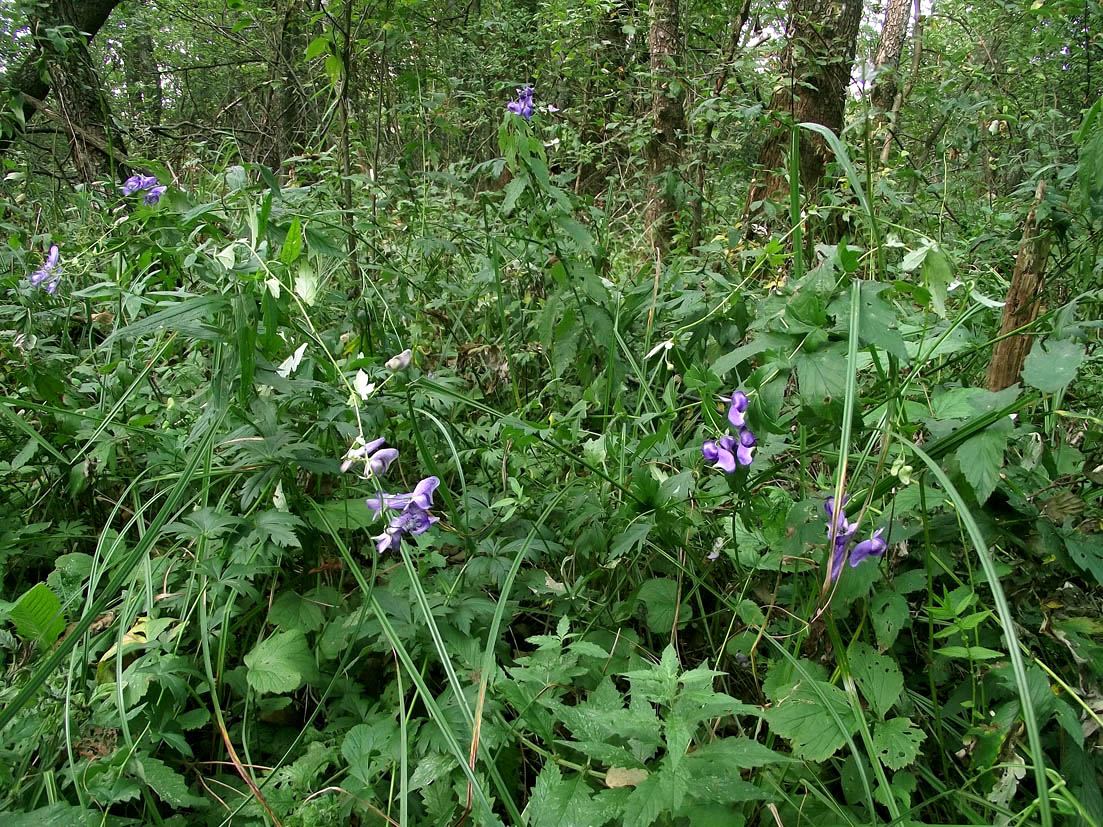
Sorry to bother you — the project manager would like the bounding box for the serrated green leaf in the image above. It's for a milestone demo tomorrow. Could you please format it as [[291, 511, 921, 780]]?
[[244, 629, 314, 694], [793, 343, 848, 404], [870, 588, 908, 650], [636, 578, 688, 634], [622, 761, 683, 827], [134, 754, 208, 809], [855, 281, 908, 360], [502, 174, 527, 214], [848, 642, 904, 718], [524, 762, 604, 827], [956, 426, 1007, 504], [10, 582, 66, 648], [935, 645, 1005, 660], [921, 246, 952, 317], [872, 717, 925, 770], [1021, 338, 1085, 394], [764, 680, 858, 761]]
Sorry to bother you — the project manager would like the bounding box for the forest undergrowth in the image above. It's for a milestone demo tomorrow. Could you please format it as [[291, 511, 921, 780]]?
[[2, 2, 1103, 825]]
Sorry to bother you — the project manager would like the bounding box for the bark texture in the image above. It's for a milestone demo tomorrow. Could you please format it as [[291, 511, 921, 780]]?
[[870, 0, 913, 113], [985, 181, 1051, 392], [645, 0, 685, 255], [261, 0, 308, 173], [747, 0, 864, 210], [1, 0, 125, 177]]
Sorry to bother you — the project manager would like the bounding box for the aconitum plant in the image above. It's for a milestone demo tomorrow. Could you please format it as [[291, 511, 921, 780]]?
[[122, 174, 166, 203], [825, 495, 888, 580], [28, 245, 61, 294], [507, 86, 535, 121], [702, 390, 756, 472], [368, 476, 441, 554]]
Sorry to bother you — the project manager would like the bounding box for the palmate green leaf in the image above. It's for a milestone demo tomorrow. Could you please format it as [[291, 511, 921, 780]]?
[[10, 582, 66, 648], [268, 590, 325, 632], [244, 629, 315, 694], [764, 680, 858, 761], [1021, 337, 1086, 394], [253, 509, 303, 548], [872, 718, 926, 770], [848, 642, 904, 718], [636, 578, 691, 634], [853, 281, 908, 360]]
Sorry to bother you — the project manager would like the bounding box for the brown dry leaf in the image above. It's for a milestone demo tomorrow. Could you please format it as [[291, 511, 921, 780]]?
[[605, 767, 648, 788]]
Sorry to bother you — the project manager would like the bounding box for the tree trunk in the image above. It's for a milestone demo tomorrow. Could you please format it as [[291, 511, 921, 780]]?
[[645, 0, 685, 255], [746, 0, 864, 211], [880, 2, 922, 164], [0, 0, 125, 175], [262, 0, 307, 174], [985, 181, 1051, 392], [124, 29, 162, 151], [870, 0, 913, 114]]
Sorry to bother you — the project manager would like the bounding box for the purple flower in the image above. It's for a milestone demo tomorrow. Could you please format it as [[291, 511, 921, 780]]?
[[736, 428, 756, 467], [144, 185, 167, 205], [366, 475, 439, 518], [28, 245, 61, 294], [341, 437, 396, 478], [121, 175, 145, 196], [702, 436, 737, 472], [369, 476, 441, 553], [121, 173, 163, 200], [850, 528, 887, 568], [507, 86, 535, 120], [702, 389, 756, 474], [727, 391, 749, 429], [825, 494, 887, 580]]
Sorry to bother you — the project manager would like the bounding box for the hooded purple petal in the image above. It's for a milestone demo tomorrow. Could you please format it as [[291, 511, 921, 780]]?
[[850, 528, 887, 568], [368, 447, 399, 476], [735, 428, 756, 467]]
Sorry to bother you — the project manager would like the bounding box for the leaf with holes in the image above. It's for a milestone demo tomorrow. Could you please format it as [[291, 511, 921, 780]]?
[[848, 642, 904, 718], [764, 680, 858, 762], [872, 717, 925, 770], [871, 588, 908, 650]]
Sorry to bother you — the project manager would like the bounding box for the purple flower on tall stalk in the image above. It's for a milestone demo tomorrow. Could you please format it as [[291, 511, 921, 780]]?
[[121, 173, 164, 201], [28, 245, 61, 294], [368, 476, 441, 554], [341, 437, 398, 478], [144, 185, 167, 205], [507, 86, 535, 121], [825, 495, 888, 580], [702, 389, 756, 473]]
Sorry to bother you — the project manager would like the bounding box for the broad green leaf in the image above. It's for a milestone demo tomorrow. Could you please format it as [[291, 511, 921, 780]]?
[[244, 629, 315, 694], [848, 642, 904, 718], [254, 510, 303, 549], [636, 578, 689, 634], [1021, 338, 1085, 394], [793, 343, 848, 404], [610, 519, 652, 560], [280, 216, 303, 265], [268, 591, 325, 632], [764, 680, 858, 761], [855, 281, 908, 360], [1063, 530, 1103, 586], [502, 175, 527, 214], [921, 246, 952, 317], [870, 588, 909, 650], [955, 424, 1008, 504], [10, 582, 66, 648], [622, 761, 684, 827], [872, 717, 925, 770], [934, 645, 1005, 660]]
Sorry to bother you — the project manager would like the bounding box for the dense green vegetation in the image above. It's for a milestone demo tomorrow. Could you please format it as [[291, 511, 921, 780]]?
[[1, 0, 1101, 824]]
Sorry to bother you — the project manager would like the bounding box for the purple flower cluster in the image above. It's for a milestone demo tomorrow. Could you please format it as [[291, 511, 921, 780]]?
[[368, 476, 440, 554], [28, 245, 61, 294], [121, 173, 167, 205], [340, 437, 399, 478], [825, 495, 887, 580], [702, 390, 756, 472], [506, 86, 535, 121]]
